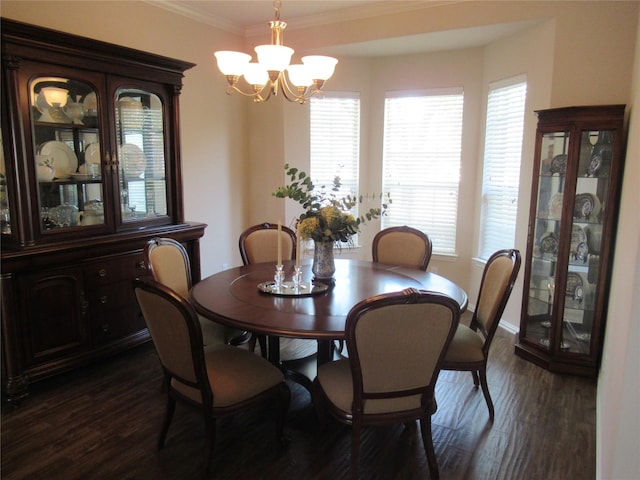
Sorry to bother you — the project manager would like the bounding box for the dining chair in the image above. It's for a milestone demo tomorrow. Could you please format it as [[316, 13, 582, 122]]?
[[313, 288, 460, 480], [239, 222, 297, 265], [372, 225, 433, 271], [441, 248, 521, 420], [239, 222, 298, 357], [145, 237, 249, 347], [133, 278, 290, 474]]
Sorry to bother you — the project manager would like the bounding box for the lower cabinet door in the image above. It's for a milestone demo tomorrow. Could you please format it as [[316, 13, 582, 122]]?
[[18, 266, 88, 367]]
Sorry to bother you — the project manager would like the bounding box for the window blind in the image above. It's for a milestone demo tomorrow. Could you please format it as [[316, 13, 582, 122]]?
[[382, 90, 464, 255], [478, 77, 527, 260], [310, 94, 361, 223]]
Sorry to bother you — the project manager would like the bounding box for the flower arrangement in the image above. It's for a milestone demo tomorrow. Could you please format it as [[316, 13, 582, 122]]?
[[273, 164, 390, 244]]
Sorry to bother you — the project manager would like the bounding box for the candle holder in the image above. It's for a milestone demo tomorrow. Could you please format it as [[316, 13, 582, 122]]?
[[292, 265, 303, 291], [274, 264, 285, 290]]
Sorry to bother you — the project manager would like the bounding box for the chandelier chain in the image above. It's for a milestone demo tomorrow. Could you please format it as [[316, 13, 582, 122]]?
[[273, 0, 281, 21]]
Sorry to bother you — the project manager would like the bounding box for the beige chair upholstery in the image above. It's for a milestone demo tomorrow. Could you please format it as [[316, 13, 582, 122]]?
[[442, 249, 521, 420], [145, 237, 248, 347], [239, 222, 298, 358], [239, 222, 297, 265], [133, 278, 289, 473], [313, 288, 460, 480], [372, 225, 433, 271]]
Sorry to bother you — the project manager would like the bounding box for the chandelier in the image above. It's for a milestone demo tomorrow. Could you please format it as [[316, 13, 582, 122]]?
[[214, 0, 338, 104]]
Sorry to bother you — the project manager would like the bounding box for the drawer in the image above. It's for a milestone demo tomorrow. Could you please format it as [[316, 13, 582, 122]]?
[[89, 280, 137, 311], [85, 252, 147, 287], [91, 303, 146, 344]]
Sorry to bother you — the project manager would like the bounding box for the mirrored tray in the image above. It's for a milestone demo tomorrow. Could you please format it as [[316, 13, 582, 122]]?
[[258, 281, 329, 297]]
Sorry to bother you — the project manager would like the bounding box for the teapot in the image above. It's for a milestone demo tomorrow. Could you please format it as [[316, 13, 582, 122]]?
[[78, 200, 104, 226]]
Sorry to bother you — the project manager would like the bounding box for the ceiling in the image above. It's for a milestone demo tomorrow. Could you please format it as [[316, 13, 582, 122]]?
[[151, 1, 540, 57]]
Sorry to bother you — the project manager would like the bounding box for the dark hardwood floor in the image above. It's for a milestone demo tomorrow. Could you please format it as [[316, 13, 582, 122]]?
[[1, 313, 596, 479]]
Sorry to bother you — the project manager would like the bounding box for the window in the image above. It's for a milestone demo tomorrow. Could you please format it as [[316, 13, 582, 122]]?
[[478, 77, 527, 260], [382, 89, 464, 255], [309, 93, 361, 231]]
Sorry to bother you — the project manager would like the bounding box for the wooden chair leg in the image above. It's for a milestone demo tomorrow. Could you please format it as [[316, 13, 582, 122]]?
[[351, 419, 361, 480], [203, 415, 216, 474], [276, 383, 291, 444], [478, 368, 495, 420], [471, 370, 480, 387], [158, 395, 176, 449], [419, 417, 439, 480]]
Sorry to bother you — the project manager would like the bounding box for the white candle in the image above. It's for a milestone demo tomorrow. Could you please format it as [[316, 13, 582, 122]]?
[[296, 228, 301, 268], [277, 220, 282, 265]]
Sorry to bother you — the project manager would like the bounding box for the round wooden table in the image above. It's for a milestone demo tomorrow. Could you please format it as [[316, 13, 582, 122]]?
[[191, 258, 468, 389]]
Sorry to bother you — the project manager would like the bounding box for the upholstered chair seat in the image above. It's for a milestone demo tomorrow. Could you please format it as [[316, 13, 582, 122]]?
[[441, 249, 521, 420]]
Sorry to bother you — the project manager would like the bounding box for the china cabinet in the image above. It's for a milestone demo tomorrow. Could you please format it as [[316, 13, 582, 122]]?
[[1, 19, 206, 403], [515, 105, 625, 377]]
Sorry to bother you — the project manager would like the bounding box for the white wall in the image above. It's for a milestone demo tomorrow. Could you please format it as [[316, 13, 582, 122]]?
[[597, 7, 640, 479]]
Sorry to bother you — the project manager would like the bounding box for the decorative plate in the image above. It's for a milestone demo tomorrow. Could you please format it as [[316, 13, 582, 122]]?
[[38, 141, 78, 179], [83, 92, 98, 116], [550, 154, 567, 175], [539, 232, 559, 255], [570, 225, 588, 263], [85, 142, 101, 165], [118, 144, 146, 178], [548, 193, 564, 219], [574, 193, 601, 220], [565, 273, 584, 302]]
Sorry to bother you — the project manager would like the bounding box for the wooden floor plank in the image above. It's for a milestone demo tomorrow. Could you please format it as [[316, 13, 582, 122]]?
[[1, 318, 596, 480]]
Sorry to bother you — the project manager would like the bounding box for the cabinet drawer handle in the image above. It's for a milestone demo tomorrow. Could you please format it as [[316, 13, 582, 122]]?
[[98, 269, 107, 278], [137, 260, 146, 269], [100, 295, 108, 304]]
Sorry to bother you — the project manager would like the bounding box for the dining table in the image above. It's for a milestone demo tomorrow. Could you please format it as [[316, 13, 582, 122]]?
[[190, 258, 468, 391]]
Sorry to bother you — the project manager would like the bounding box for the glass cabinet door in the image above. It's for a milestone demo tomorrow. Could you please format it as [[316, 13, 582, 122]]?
[[525, 131, 569, 350], [560, 129, 613, 355], [114, 88, 167, 224], [30, 77, 104, 232]]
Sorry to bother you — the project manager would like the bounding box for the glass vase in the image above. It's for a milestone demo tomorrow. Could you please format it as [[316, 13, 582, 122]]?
[[312, 240, 336, 283]]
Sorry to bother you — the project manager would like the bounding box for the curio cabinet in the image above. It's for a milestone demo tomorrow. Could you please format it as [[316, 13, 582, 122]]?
[[515, 105, 625, 377], [1, 19, 206, 404]]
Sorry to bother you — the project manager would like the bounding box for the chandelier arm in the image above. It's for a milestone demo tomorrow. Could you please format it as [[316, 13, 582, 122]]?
[[225, 83, 271, 103], [279, 72, 321, 104]]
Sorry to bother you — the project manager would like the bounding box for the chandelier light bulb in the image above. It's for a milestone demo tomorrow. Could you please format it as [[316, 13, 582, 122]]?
[[243, 63, 269, 87], [255, 45, 294, 73], [301, 56, 338, 81], [286, 65, 313, 87], [214, 51, 251, 77]]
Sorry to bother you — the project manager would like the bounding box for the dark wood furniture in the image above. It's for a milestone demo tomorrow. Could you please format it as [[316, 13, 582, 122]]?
[[190, 259, 468, 390], [442, 248, 521, 420], [0, 19, 205, 404], [133, 279, 289, 474], [515, 105, 626, 376], [313, 288, 460, 480]]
